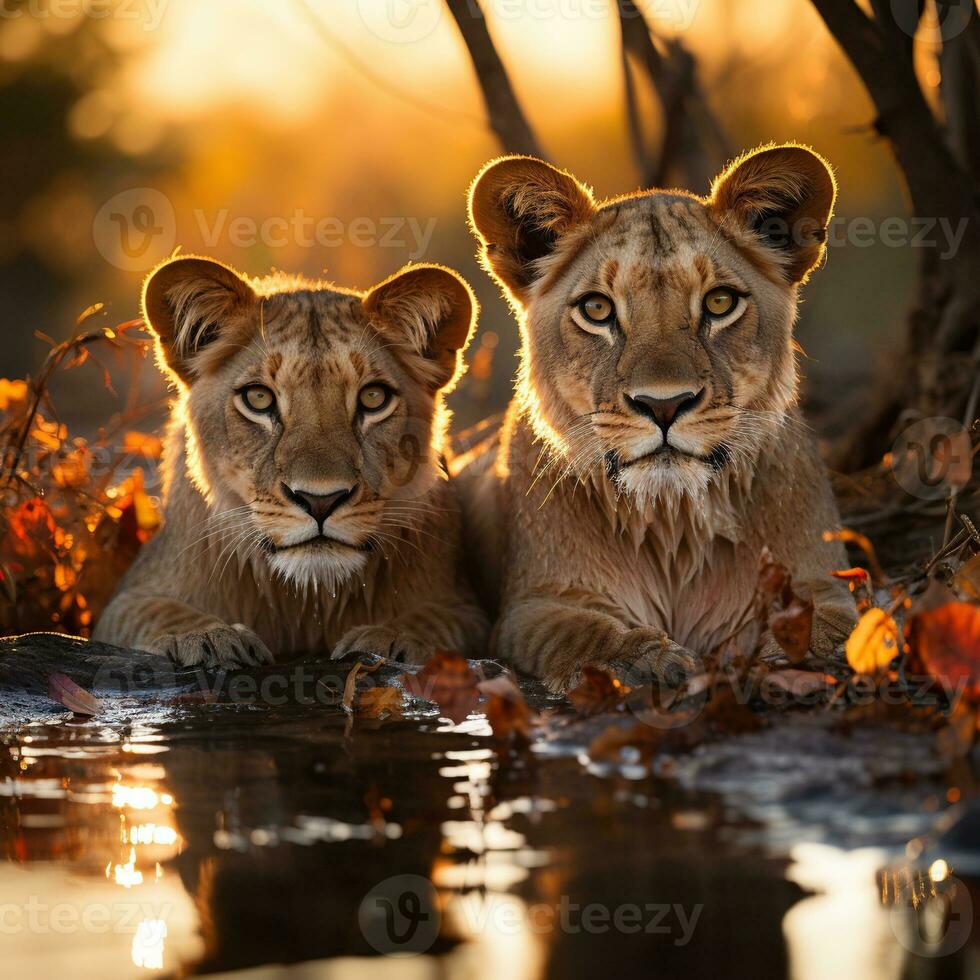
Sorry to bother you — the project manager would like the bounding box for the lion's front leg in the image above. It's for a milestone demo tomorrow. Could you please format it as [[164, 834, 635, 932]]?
[[94, 591, 273, 669], [494, 594, 699, 693]]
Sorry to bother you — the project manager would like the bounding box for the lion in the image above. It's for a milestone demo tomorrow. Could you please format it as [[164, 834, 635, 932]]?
[[94, 256, 488, 668], [461, 144, 857, 691]]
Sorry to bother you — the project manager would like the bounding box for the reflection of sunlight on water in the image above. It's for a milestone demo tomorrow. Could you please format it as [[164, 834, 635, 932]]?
[[1, 737, 198, 978], [132, 918, 168, 970], [783, 843, 905, 980]]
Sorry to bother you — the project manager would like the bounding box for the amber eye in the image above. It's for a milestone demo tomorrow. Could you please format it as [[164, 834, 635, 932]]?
[[703, 287, 739, 318], [578, 293, 615, 325], [358, 384, 392, 413], [241, 385, 276, 414]]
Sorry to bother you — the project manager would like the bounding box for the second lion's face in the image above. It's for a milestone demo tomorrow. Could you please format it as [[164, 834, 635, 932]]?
[[469, 145, 836, 500]]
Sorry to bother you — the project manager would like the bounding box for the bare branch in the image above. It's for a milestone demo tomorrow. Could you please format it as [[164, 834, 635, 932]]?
[[446, 0, 542, 157], [617, 0, 728, 192]]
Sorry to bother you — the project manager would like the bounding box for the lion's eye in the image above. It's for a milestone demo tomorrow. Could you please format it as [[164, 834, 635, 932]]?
[[578, 293, 615, 325], [358, 384, 392, 413], [703, 288, 739, 318], [242, 385, 276, 413]]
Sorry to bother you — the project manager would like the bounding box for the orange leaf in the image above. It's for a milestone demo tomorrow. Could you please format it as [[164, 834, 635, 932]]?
[[357, 686, 405, 720], [832, 567, 870, 584], [0, 378, 28, 412], [846, 608, 900, 675], [48, 673, 101, 716], [953, 554, 980, 601], [769, 595, 814, 664], [124, 431, 163, 460], [402, 651, 479, 724], [910, 602, 980, 701], [567, 666, 624, 715], [479, 674, 534, 745]]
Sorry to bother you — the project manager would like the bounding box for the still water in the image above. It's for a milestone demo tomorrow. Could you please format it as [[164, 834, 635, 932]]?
[[0, 655, 977, 979]]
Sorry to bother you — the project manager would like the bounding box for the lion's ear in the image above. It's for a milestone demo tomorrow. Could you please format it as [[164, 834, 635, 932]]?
[[142, 256, 256, 383], [468, 155, 596, 304], [363, 264, 477, 391], [709, 144, 836, 284]]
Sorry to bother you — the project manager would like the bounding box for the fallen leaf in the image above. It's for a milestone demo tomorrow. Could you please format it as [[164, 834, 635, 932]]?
[[588, 722, 662, 762], [357, 685, 405, 720], [479, 674, 534, 744], [910, 602, 980, 701], [756, 547, 791, 609], [48, 673, 101, 716], [846, 608, 901, 675], [832, 567, 870, 585], [342, 659, 382, 714], [567, 666, 624, 715], [402, 651, 478, 724], [953, 553, 980, 600], [761, 669, 836, 699], [769, 595, 814, 664]]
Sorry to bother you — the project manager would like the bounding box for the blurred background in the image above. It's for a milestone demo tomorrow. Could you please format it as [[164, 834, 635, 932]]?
[[0, 0, 921, 436]]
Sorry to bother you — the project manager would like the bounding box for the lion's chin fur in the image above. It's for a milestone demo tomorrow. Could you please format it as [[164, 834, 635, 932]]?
[[267, 548, 369, 596], [612, 453, 716, 503]]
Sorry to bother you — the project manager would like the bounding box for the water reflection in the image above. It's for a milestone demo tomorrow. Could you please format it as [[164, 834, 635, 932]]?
[[1, 687, 977, 978]]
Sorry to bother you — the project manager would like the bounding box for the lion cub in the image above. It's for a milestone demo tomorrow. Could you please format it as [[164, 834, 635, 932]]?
[[95, 256, 487, 668], [464, 144, 857, 691]]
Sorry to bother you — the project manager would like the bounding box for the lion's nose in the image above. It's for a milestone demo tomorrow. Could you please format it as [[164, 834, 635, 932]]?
[[626, 388, 704, 434], [283, 484, 356, 528]]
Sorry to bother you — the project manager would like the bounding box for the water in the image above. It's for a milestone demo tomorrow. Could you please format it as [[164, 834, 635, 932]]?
[[0, 640, 977, 979]]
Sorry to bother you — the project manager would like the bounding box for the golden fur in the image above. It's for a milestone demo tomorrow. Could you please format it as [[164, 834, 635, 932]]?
[[95, 256, 487, 667], [461, 144, 857, 691]]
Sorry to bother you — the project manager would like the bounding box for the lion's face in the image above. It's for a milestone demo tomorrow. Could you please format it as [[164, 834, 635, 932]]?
[[469, 145, 836, 501], [144, 259, 475, 590]]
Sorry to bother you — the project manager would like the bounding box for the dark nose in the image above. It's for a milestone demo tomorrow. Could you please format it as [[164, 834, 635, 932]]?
[[626, 389, 704, 433], [283, 484, 356, 528]]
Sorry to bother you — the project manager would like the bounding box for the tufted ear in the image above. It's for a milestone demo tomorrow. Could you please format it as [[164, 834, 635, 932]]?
[[709, 144, 836, 284], [143, 255, 256, 383], [468, 155, 596, 304], [363, 264, 477, 391]]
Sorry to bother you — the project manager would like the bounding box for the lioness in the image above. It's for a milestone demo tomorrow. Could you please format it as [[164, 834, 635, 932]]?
[[95, 256, 488, 667], [464, 144, 857, 691]]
